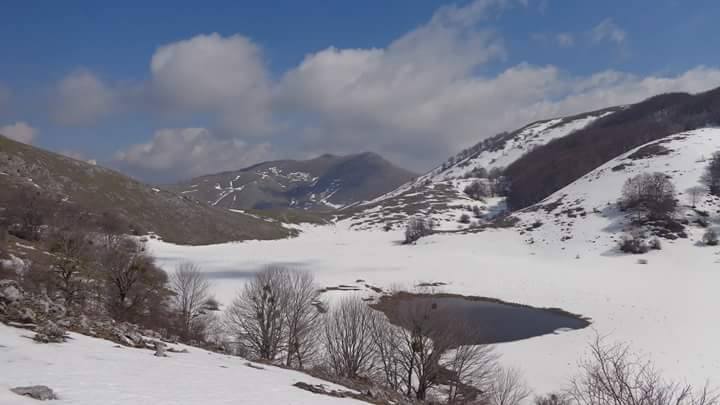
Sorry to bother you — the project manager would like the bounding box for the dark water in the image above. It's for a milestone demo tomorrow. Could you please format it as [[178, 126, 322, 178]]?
[[377, 295, 590, 345]]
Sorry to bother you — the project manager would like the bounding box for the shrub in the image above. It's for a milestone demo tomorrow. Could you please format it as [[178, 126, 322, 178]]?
[[649, 237, 662, 250], [618, 234, 649, 254], [459, 213, 471, 224], [464, 181, 491, 200], [701, 151, 720, 196], [404, 217, 434, 244], [703, 229, 719, 246], [620, 172, 677, 219]]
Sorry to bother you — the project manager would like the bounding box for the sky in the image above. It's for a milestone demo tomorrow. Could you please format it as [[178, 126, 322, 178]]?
[[2, 0, 720, 183]]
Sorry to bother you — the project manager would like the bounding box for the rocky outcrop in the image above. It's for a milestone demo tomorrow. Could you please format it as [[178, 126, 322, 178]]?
[[10, 385, 57, 401]]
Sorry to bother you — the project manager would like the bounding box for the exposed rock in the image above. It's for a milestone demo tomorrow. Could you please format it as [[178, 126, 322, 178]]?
[[33, 321, 68, 343], [10, 385, 57, 400], [154, 341, 168, 357], [0, 279, 23, 303]]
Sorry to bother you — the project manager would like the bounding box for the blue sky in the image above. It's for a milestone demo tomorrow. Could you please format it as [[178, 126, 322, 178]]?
[[1, 0, 720, 182]]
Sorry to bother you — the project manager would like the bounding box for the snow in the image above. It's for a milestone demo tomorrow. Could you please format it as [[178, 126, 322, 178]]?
[[0, 324, 364, 405], [149, 136, 720, 398]]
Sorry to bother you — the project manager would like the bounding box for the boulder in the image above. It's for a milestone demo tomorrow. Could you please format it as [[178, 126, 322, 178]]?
[[0, 279, 23, 303], [33, 321, 68, 343], [10, 385, 57, 400]]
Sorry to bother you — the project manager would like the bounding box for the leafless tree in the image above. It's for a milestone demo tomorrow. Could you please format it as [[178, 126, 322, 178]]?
[[169, 262, 212, 341], [620, 172, 677, 219], [701, 151, 720, 196], [442, 334, 498, 404], [282, 270, 323, 369], [225, 266, 288, 361], [47, 226, 94, 308], [488, 367, 532, 405], [687, 186, 706, 208], [324, 296, 376, 379], [568, 335, 718, 405], [464, 180, 491, 200], [405, 216, 434, 244], [370, 313, 405, 391]]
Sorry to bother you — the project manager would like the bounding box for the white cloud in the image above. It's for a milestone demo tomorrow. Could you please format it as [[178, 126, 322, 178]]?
[[114, 127, 275, 181], [0, 122, 37, 144], [51, 69, 115, 125], [109, 0, 720, 179], [591, 18, 626, 44], [150, 33, 272, 134]]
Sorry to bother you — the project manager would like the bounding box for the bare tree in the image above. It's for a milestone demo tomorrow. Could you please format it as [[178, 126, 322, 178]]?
[[488, 367, 531, 405], [282, 270, 322, 369], [370, 313, 405, 391], [225, 266, 288, 361], [47, 226, 94, 308], [324, 296, 376, 379], [620, 172, 677, 219], [405, 216, 434, 244], [169, 262, 212, 341], [568, 336, 718, 405], [687, 186, 706, 208], [702, 151, 720, 196], [442, 335, 498, 404], [464, 180, 491, 200]]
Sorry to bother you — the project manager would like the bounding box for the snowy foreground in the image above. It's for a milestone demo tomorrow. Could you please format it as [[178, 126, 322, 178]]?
[[0, 323, 364, 405], [149, 223, 720, 396]]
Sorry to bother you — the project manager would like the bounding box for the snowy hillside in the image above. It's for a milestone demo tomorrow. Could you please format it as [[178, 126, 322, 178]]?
[[0, 324, 365, 405], [342, 108, 619, 230], [512, 127, 720, 254]]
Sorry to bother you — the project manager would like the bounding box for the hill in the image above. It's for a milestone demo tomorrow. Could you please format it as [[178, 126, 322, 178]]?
[[167, 152, 416, 211], [0, 135, 293, 245], [341, 107, 620, 230]]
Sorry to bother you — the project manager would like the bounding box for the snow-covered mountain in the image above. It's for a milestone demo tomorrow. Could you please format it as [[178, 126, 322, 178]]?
[[167, 152, 416, 211], [512, 127, 720, 254], [342, 107, 621, 230]]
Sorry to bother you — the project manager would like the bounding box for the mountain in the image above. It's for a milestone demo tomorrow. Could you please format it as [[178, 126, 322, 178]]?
[[0, 135, 293, 245], [167, 152, 417, 211], [342, 106, 621, 230], [511, 127, 720, 253]]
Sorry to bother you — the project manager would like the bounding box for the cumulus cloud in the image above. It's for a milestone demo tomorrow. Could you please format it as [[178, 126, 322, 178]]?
[[149, 33, 273, 134], [108, 0, 720, 179], [591, 18, 626, 44], [51, 69, 116, 125], [0, 122, 37, 144], [114, 127, 275, 181]]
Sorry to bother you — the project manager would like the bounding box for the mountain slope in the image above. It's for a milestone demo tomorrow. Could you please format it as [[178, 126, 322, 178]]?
[[0, 135, 292, 245], [505, 88, 720, 209], [0, 324, 365, 405], [342, 107, 619, 230], [511, 127, 720, 254], [167, 152, 416, 211]]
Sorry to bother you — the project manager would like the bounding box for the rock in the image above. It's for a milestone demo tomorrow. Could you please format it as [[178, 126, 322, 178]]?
[[10, 385, 57, 400], [14, 307, 36, 324], [33, 321, 68, 343], [0, 279, 23, 303], [154, 341, 167, 357]]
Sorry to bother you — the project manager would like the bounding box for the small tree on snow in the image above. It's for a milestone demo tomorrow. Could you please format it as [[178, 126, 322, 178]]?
[[620, 172, 677, 219], [687, 186, 705, 208], [464, 181, 490, 200], [405, 217, 434, 244], [701, 151, 720, 196], [703, 229, 719, 246]]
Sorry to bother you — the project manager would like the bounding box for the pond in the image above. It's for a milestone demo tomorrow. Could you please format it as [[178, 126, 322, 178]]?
[[373, 293, 591, 345]]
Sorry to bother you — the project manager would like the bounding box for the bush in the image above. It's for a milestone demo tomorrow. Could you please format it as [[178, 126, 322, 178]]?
[[619, 234, 649, 254], [404, 217, 434, 244], [649, 237, 662, 250], [701, 151, 720, 196], [703, 229, 719, 246], [620, 172, 677, 219], [464, 181, 490, 200], [459, 213, 471, 224]]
